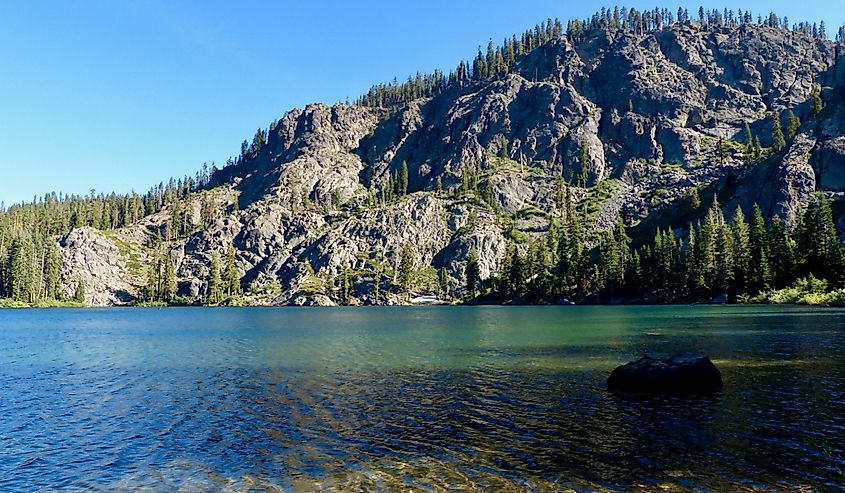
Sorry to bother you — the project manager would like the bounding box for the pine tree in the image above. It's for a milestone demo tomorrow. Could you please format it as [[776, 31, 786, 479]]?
[[499, 137, 510, 159], [716, 137, 728, 164], [9, 236, 35, 303], [399, 161, 409, 196], [339, 266, 353, 305], [169, 200, 183, 240], [465, 247, 480, 298], [555, 189, 581, 294], [398, 244, 415, 293], [438, 267, 449, 298], [785, 110, 800, 139], [798, 194, 845, 285], [43, 239, 62, 300], [743, 122, 755, 162], [748, 204, 772, 293], [486, 40, 496, 77], [144, 255, 160, 302], [163, 252, 177, 302], [683, 187, 698, 210], [507, 244, 526, 300], [714, 212, 734, 295], [224, 246, 241, 297], [628, 249, 644, 293], [693, 196, 732, 296], [595, 222, 630, 299], [207, 252, 223, 304], [0, 238, 8, 299], [548, 181, 563, 216], [771, 112, 786, 152], [73, 278, 86, 304], [811, 88, 824, 116], [652, 228, 676, 297], [686, 225, 706, 297], [497, 242, 514, 298], [731, 206, 751, 295], [768, 214, 795, 289], [473, 47, 487, 81], [753, 136, 763, 160], [699, 214, 718, 294], [578, 140, 590, 187], [199, 195, 213, 226], [526, 239, 553, 301]]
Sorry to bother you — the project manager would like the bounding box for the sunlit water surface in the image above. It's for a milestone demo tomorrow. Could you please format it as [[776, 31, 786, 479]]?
[[1, 306, 844, 491]]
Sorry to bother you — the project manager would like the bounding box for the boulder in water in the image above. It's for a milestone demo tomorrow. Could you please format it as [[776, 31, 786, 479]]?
[[607, 354, 723, 395]]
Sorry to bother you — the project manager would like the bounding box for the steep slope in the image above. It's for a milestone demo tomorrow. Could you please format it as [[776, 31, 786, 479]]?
[[58, 21, 845, 306]]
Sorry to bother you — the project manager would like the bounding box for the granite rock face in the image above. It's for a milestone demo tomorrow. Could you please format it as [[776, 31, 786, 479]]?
[[59, 228, 137, 306], [58, 23, 845, 305]]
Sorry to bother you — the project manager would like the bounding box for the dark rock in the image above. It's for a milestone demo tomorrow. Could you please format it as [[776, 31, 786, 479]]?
[[607, 354, 723, 395]]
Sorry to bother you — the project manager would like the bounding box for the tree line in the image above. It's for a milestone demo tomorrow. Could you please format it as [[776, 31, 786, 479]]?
[[142, 240, 241, 305], [568, 6, 832, 39], [350, 6, 840, 111], [473, 193, 844, 304], [0, 228, 65, 303], [0, 170, 229, 305], [0, 167, 216, 239]]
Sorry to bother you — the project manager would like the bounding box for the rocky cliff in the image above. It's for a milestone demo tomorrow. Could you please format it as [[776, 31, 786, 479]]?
[[58, 21, 845, 306]]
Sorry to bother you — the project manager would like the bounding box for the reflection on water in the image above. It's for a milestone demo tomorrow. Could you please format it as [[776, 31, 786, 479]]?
[[0, 306, 844, 491]]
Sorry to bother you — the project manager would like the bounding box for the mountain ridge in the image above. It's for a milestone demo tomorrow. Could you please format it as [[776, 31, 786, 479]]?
[[2, 9, 845, 306]]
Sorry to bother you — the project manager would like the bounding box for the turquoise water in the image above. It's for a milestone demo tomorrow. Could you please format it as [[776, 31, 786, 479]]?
[[0, 306, 843, 491]]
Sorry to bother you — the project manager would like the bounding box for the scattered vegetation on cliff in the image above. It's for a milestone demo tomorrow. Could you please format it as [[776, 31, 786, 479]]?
[[354, 6, 840, 110]]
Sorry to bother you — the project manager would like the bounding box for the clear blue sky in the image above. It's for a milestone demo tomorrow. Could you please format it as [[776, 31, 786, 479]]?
[[1, 1, 843, 206]]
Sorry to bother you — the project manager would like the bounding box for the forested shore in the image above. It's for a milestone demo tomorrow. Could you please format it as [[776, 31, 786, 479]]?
[[464, 192, 845, 307], [1, 6, 844, 308]]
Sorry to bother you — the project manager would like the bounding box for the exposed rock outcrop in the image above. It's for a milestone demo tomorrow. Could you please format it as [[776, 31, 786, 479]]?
[[59, 228, 138, 306], [53, 22, 845, 306]]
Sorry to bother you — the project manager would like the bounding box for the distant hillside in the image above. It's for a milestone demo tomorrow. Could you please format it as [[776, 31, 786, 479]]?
[[2, 6, 845, 307]]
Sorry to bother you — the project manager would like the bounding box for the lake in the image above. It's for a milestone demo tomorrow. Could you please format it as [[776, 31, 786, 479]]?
[[0, 306, 843, 491]]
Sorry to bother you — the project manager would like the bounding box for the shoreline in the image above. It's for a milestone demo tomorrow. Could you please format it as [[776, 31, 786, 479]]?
[[2, 301, 844, 309]]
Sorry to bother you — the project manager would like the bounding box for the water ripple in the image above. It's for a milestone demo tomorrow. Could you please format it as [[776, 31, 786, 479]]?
[[0, 306, 844, 491]]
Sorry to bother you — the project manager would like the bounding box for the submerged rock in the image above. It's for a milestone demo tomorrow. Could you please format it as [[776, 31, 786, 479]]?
[[607, 354, 723, 395]]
